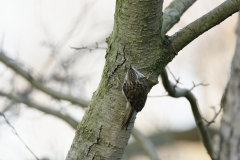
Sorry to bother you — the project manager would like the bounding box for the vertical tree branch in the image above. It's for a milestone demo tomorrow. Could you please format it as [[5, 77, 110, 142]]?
[[218, 13, 240, 160], [66, 0, 168, 159]]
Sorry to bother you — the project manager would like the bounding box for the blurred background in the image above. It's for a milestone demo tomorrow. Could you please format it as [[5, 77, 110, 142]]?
[[0, 0, 238, 159]]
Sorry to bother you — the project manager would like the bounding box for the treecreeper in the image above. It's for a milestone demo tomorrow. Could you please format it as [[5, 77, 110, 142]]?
[[121, 65, 150, 130]]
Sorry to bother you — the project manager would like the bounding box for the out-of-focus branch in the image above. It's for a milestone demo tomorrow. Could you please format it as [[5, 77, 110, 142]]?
[[0, 52, 89, 108], [121, 154, 129, 160], [132, 128, 160, 160], [37, 1, 86, 75], [160, 68, 215, 160], [64, 43, 107, 68], [0, 91, 156, 159], [126, 127, 219, 157], [0, 112, 39, 160], [170, 0, 240, 53], [162, 0, 197, 35], [1, 89, 159, 159], [0, 90, 78, 129]]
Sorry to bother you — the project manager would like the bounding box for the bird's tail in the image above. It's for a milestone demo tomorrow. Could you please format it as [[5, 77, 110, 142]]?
[[121, 105, 135, 130]]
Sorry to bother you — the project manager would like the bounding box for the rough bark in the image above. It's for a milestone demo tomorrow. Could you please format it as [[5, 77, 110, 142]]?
[[162, 0, 196, 35], [218, 13, 240, 160], [65, 0, 240, 159], [66, 0, 174, 159]]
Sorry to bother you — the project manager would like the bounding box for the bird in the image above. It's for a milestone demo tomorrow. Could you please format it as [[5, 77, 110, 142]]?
[[121, 65, 149, 130]]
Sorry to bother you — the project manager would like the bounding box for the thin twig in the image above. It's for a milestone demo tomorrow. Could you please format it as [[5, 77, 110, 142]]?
[[189, 81, 209, 91], [166, 66, 181, 84], [202, 106, 222, 127], [70, 46, 107, 51], [70, 43, 107, 52], [0, 112, 39, 160], [166, 66, 182, 89]]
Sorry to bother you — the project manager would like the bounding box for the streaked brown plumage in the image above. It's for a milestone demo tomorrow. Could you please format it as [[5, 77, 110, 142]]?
[[121, 65, 149, 130]]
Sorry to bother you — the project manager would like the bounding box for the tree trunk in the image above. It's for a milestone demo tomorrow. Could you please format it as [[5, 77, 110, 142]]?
[[218, 13, 240, 160], [66, 0, 175, 159], [65, 0, 240, 159]]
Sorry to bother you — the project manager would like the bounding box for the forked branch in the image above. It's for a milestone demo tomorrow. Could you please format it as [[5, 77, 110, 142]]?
[[160, 68, 215, 159]]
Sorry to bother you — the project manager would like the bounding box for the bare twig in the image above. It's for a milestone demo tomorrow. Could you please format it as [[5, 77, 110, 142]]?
[[166, 66, 179, 83], [0, 51, 89, 107], [160, 68, 215, 160], [167, 67, 209, 91], [70, 43, 107, 52], [0, 112, 39, 160], [62, 41, 106, 69], [202, 106, 222, 127], [189, 81, 209, 91], [166, 66, 182, 88]]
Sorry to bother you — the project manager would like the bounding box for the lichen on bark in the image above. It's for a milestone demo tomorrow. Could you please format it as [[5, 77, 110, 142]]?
[[66, 0, 176, 159]]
